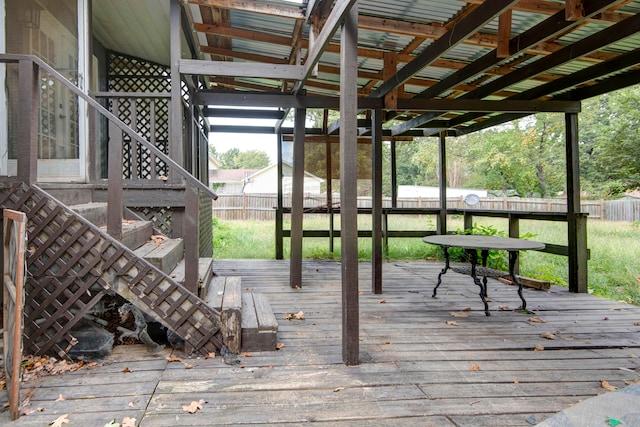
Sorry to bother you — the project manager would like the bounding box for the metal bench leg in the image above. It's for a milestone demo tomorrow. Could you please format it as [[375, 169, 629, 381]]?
[[509, 251, 527, 310], [432, 246, 450, 298], [470, 250, 490, 316]]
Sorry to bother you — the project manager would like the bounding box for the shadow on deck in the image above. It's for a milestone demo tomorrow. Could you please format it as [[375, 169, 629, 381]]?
[[2, 259, 639, 426]]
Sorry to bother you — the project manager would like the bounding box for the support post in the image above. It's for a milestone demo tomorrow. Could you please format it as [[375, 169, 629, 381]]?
[[169, 0, 184, 183], [17, 59, 38, 184], [565, 113, 588, 293], [289, 108, 306, 288], [341, 2, 359, 366], [508, 214, 520, 274], [437, 131, 447, 234], [107, 119, 123, 240], [390, 141, 398, 208], [184, 186, 199, 294], [372, 109, 383, 294], [275, 132, 284, 259]]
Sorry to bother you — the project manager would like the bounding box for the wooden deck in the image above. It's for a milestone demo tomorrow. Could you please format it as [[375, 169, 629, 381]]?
[[2, 259, 640, 426]]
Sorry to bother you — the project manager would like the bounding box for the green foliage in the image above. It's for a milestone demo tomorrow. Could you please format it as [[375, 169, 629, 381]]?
[[218, 148, 270, 169]]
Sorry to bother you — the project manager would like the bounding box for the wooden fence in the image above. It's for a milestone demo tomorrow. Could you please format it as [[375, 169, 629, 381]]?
[[211, 194, 640, 223]]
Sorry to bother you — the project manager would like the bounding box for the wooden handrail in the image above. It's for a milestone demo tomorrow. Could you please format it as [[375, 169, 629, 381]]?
[[0, 54, 218, 201]]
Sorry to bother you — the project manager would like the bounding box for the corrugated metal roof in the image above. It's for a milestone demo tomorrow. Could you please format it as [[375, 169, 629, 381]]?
[[92, 0, 640, 134]]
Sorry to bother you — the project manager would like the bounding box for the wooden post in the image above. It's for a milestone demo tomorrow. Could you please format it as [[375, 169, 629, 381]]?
[[438, 131, 447, 234], [169, 0, 184, 182], [275, 132, 284, 259], [508, 214, 520, 274], [107, 118, 123, 240], [565, 113, 588, 293], [372, 109, 383, 294], [497, 10, 512, 59], [341, 2, 359, 366], [17, 59, 38, 185], [390, 140, 398, 208], [289, 108, 306, 288], [184, 186, 199, 294]]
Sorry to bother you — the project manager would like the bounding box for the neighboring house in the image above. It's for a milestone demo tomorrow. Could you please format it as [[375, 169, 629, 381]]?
[[398, 185, 488, 199], [210, 169, 259, 194], [212, 163, 324, 194]]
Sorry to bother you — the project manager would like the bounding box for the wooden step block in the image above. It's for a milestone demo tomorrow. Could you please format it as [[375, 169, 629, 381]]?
[[205, 276, 242, 353], [170, 257, 213, 297], [133, 237, 184, 274], [241, 293, 278, 352], [70, 202, 107, 227], [107, 220, 153, 250]]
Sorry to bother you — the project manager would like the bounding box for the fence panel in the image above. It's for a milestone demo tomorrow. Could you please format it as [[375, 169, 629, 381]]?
[[211, 194, 640, 223]]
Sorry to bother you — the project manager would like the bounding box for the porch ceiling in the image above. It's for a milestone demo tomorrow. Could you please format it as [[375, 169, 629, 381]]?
[[96, 0, 640, 135]]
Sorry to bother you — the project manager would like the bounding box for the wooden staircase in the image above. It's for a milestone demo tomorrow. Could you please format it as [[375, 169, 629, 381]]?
[[0, 183, 278, 357], [69, 199, 278, 354]]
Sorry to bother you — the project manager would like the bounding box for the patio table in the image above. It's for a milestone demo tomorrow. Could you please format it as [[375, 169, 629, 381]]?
[[422, 235, 545, 316]]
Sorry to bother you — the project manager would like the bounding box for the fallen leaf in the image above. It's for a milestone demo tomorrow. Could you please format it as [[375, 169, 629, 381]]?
[[50, 414, 70, 427], [498, 305, 510, 311], [121, 417, 137, 427], [534, 344, 545, 351], [600, 380, 617, 391], [379, 299, 387, 304], [528, 317, 546, 323], [283, 311, 305, 320], [244, 353, 253, 358], [128, 401, 135, 408], [334, 387, 345, 392], [445, 320, 459, 326], [166, 356, 182, 363], [205, 352, 216, 359], [603, 317, 609, 321], [634, 322, 640, 326], [450, 312, 468, 318], [461, 307, 472, 312], [103, 420, 120, 427], [540, 332, 557, 340], [183, 363, 194, 369], [182, 400, 204, 414], [470, 364, 481, 371], [514, 379, 519, 384], [276, 343, 285, 350], [55, 394, 66, 402]]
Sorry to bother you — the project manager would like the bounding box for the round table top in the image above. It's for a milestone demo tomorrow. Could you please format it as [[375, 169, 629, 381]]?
[[422, 234, 545, 251]]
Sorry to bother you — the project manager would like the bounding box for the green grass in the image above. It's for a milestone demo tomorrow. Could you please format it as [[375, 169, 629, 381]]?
[[212, 216, 640, 306]]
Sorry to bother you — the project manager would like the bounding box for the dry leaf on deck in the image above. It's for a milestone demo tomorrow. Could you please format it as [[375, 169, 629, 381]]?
[[183, 362, 194, 369], [205, 352, 216, 359], [528, 317, 546, 323], [276, 343, 285, 350], [379, 299, 387, 304], [334, 387, 345, 392], [540, 332, 557, 340], [55, 394, 66, 402], [284, 311, 305, 320], [600, 380, 617, 391], [103, 420, 119, 427], [534, 344, 545, 351], [182, 400, 204, 414], [121, 417, 137, 427], [461, 307, 472, 312], [166, 356, 182, 363], [445, 320, 459, 326], [470, 364, 481, 371], [50, 414, 70, 427], [450, 312, 468, 318], [121, 367, 133, 373]]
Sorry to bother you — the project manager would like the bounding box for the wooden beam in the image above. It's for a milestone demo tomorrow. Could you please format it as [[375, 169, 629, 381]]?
[[369, 0, 520, 98], [188, 0, 304, 20], [566, 0, 585, 20], [437, 131, 447, 235], [497, 9, 512, 58], [371, 109, 383, 294], [180, 59, 303, 79], [340, 2, 359, 366], [294, 0, 358, 94]]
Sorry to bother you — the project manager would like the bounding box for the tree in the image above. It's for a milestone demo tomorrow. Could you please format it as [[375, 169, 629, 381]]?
[[218, 148, 270, 169]]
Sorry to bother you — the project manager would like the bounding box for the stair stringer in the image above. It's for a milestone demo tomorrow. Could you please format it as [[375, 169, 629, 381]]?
[[0, 183, 223, 357]]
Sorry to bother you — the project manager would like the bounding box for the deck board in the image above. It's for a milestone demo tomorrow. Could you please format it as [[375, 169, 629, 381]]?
[[2, 260, 639, 426]]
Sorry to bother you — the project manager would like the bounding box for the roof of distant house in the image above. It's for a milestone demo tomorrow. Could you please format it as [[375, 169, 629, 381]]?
[[210, 169, 259, 183]]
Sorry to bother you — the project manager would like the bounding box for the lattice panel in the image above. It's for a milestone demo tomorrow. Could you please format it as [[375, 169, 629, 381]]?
[[131, 207, 173, 237], [108, 52, 171, 180], [0, 184, 222, 357]]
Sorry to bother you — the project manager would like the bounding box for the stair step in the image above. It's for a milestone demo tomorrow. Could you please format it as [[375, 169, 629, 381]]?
[[133, 237, 184, 274], [170, 257, 214, 296], [205, 276, 242, 353], [70, 202, 108, 227], [241, 293, 278, 352]]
